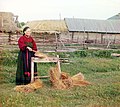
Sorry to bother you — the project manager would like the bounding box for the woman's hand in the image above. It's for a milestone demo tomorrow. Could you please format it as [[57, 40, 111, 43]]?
[[27, 47, 33, 51]]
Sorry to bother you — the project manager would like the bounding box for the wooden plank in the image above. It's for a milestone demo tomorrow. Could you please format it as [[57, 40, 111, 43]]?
[[111, 53, 120, 57], [57, 55, 61, 73], [34, 76, 50, 79], [32, 57, 59, 63], [31, 57, 34, 83]]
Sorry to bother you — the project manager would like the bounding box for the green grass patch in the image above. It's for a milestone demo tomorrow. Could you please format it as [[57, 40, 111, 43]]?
[[0, 49, 120, 107]]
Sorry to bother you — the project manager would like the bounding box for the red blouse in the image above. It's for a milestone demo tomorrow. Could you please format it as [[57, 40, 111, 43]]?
[[18, 35, 37, 51]]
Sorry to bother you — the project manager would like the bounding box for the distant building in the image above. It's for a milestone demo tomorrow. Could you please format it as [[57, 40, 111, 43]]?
[[107, 13, 120, 20], [64, 18, 120, 44], [24, 13, 120, 45], [25, 20, 68, 44], [0, 12, 18, 33]]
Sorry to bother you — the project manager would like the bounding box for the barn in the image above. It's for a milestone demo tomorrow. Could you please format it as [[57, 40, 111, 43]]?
[[64, 18, 120, 47], [25, 20, 68, 51]]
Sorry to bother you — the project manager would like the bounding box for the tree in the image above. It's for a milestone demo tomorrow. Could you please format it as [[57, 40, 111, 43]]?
[[18, 22, 26, 28]]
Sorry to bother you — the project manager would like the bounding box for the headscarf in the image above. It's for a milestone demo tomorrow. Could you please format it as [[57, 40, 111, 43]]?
[[23, 26, 30, 35]]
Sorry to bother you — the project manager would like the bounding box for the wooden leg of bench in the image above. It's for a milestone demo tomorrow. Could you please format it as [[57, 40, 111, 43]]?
[[31, 57, 34, 83], [57, 55, 61, 73]]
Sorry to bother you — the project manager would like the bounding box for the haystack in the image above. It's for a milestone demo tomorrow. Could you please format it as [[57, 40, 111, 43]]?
[[49, 64, 91, 89], [14, 79, 43, 93], [0, 12, 18, 33]]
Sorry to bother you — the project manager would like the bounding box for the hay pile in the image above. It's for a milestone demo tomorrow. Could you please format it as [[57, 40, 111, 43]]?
[[49, 64, 91, 89], [14, 79, 43, 93]]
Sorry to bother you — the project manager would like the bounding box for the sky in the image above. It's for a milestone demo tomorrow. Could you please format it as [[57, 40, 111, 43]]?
[[0, 0, 120, 22]]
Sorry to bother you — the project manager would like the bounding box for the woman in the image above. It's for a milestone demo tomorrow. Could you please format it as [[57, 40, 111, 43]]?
[[16, 27, 37, 85]]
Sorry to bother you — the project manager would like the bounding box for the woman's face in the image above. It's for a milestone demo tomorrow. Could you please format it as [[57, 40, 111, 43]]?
[[25, 28, 31, 36]]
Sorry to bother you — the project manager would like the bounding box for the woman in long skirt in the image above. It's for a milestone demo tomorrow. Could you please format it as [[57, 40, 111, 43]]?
[[16, 27, 37, 85]]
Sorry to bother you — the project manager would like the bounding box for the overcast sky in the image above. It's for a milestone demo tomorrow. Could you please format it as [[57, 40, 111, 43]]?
[[0, 0, 120, 22]]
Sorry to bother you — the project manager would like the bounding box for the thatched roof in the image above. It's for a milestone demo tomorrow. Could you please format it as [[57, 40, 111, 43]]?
[[26, 20, 68, 33], [0, 12, 18, 33]]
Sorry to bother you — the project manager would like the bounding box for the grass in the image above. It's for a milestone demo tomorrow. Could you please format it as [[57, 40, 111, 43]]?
[[0, 50, 120, 107]]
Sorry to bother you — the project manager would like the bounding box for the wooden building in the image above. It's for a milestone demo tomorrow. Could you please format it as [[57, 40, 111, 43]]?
[[64, 18, 120, 45], [0, 12, 19, 45], [0, 12, 18, 33]]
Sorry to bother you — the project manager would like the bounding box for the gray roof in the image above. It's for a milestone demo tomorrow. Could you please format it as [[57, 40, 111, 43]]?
[[65, 18, 120, 34]]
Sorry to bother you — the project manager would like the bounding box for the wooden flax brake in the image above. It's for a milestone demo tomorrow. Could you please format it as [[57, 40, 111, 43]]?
[[31, 50, 61, 82]]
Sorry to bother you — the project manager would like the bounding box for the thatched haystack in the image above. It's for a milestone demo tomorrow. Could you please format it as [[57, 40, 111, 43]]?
[[0, 12, 18, 33], [14, 79, 43, 93], [49, 64, 91, 90], [26, 20, 68, 34]]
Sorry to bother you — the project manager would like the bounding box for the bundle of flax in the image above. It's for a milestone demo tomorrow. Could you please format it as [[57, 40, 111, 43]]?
[[49, 64, 67, 89], [34, 51, 48, 58], [49, 64, 91, 89], [14, 79, 43, 93], [71, 73, 91, 86], [61, 72, 73, 89]]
